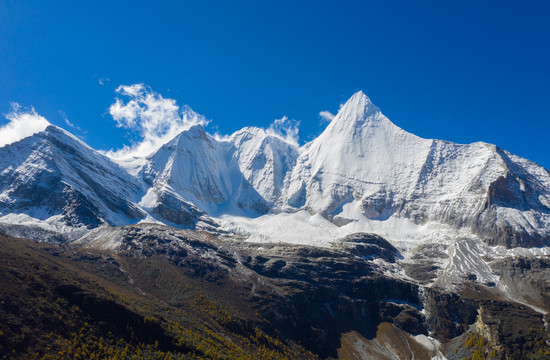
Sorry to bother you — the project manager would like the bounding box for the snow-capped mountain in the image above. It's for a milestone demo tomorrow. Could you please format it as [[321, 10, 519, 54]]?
[[140, 125, 270, 218], [0, 125, 145, 236], [281, 91, 550, 247], [1, 91, 550, 249], [282, 91, 433, 218], [229, 126, 298, 207], [136, 124, 300, 221]]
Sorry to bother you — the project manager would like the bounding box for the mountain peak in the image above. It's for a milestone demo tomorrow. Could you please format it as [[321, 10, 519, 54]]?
[[349, 89, 370, 103], [330, 91, 382, 129], [345, 90, 378, 112], [185, 124, 207, 135], [40, 124, 98, 153], [174, 124, 210, 145]]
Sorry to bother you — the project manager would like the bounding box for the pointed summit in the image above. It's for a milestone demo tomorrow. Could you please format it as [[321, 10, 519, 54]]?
[[329, 91, 381, 130], [318, 91, 406, 142], [284, 90, 433, 215], [343, 90, 379, 113]]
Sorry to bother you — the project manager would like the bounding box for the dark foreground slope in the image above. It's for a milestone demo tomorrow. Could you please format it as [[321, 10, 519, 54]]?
[[0, 233, 314, 360], [1, 227, 549, 360]]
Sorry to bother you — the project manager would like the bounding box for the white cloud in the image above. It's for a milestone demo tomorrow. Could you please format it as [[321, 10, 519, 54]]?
[[0, 104, 50, 148], [319, 110, 335, 122], [104, 84, 208, 159], [266, 116, 300, 147], [211, 131, 231, 142]]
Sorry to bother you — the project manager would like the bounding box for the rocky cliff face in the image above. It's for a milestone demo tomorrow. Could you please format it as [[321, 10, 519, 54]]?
[[71, 224, 550, 359], [75, 226, 431, 357]]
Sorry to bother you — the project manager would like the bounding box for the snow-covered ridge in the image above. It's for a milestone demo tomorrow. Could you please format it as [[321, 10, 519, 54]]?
[[1, 91, 550, 250], [0, 125, 145, 234]]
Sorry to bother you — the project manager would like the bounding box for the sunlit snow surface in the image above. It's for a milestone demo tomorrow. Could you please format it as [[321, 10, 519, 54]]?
[[219, 207, 434, 250], [0, 212, 87, 235]]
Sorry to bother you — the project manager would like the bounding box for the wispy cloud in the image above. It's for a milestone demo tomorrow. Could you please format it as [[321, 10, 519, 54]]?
[[0, 104, 50, 148], [59, 110, 74, 127], [94, 74, 111, 86], [319, 110, 335, 122], [104, 84, 208, 159], [58, 110, 84, 136], [210, 125, 231, 142], [266, 116, 300, 147]]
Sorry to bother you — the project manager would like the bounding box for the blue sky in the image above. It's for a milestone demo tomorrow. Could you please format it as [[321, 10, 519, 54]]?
[[1, 1, 549, 166]]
